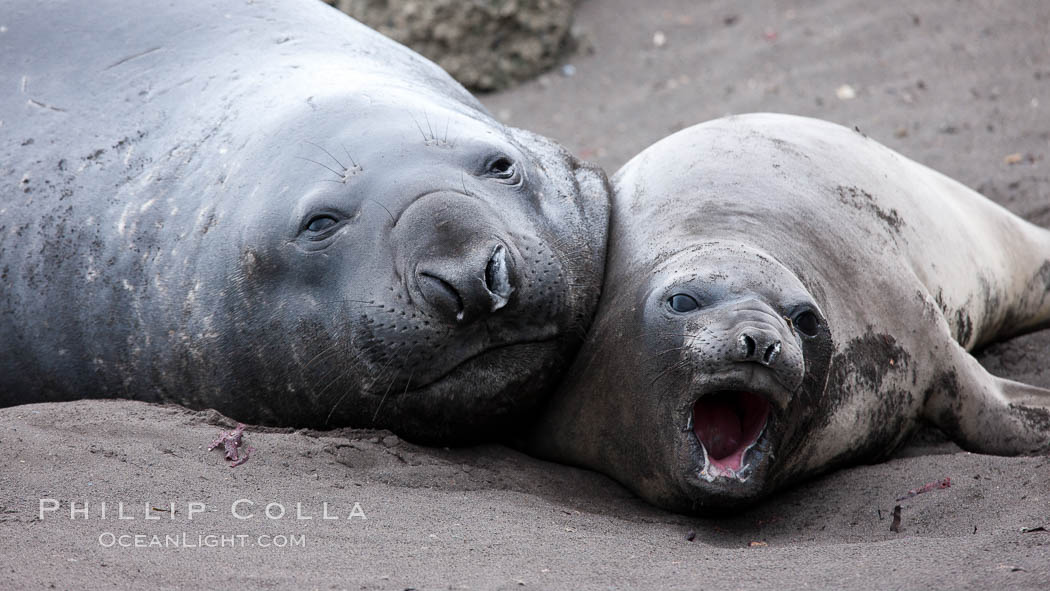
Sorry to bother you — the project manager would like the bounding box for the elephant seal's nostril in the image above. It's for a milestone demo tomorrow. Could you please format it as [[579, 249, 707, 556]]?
[[418, 272, 465, 322], [763, 342, 781, 366], [485, 244, 513, 312]]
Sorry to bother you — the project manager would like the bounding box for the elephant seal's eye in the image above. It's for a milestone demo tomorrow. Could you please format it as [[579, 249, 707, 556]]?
[[794, 310, 820, 336], [306, 215, 338, 233], [484, 155, 519, 182], [669, 293, 699, 313], [488, 156, 513, 176]]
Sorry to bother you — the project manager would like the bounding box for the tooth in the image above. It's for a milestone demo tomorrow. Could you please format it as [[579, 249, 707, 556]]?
[[737, 463, 753, 482]]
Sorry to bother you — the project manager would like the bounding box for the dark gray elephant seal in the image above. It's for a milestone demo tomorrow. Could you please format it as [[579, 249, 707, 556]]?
[[0, 0, 610, 444], [524, 113, 1050, 513]]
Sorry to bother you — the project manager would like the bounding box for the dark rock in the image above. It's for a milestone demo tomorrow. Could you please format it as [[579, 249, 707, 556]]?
[[328, 0, 577, 92]]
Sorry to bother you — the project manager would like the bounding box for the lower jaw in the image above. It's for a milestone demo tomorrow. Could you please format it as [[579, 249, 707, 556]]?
[[681, 448, 769, 507], [697, 434, 765, 483], [383, 339, 563, 444], [676, 478, 770, 512], [408, 337, 560, 393]]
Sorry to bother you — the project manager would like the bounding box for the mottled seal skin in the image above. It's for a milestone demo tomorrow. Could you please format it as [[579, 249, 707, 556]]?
[[524, 114, 1050, 513], [0, 0, 610, 444]]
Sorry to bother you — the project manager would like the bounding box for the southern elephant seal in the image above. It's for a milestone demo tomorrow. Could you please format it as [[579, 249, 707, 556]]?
[[0, 0, 610, 444], [524, 113, 1050, 513]]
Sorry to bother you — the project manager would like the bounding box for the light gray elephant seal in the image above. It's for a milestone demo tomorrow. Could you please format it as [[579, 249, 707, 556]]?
[[0, 0, 610, 444], [524, 113, 1050, 513]]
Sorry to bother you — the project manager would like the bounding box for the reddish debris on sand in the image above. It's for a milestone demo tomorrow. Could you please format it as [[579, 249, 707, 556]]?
[[890, 477, 951, 532], [896, 477, 951, 502], [208, 423, 255, 467]]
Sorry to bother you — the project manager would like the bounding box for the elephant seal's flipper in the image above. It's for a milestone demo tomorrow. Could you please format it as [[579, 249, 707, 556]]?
[[925, 342, 1050, 456]]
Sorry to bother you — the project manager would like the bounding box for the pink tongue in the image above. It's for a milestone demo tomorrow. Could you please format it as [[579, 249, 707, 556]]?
[[693, 401, 742, 460]]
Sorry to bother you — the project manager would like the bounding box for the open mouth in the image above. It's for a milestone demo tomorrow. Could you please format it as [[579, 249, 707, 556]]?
[[692, 391, 771, 481]]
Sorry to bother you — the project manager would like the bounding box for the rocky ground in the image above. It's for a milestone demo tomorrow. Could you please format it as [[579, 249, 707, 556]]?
[[327, 0, 577, 91]]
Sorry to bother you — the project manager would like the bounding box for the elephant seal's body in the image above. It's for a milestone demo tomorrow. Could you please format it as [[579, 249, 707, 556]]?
[[524, 114, 1050, 513], [0, 0, 610, 444]]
